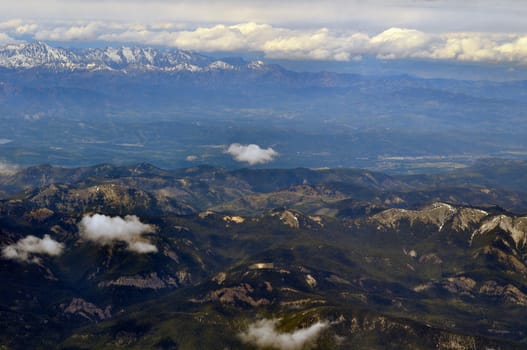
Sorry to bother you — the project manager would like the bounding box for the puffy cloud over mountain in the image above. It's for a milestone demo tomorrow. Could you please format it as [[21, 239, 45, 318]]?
[[2, 234, 64, 263], [78, 214, 157, 253], [226, 143, 278, 165], [239, 318, 329, 350]]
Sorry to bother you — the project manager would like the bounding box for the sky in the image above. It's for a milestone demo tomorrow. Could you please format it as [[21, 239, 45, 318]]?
[[0, 0, 527, 64]]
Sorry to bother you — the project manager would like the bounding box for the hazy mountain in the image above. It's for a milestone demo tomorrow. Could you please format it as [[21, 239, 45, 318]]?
[[0, 42, 526, 171]]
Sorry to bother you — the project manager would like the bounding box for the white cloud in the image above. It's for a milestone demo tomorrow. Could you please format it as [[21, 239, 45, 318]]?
[[35, 22, 102, 41], [0, 161, 19, 175], [370, 27, 434, 59], [226, 143, 278, 165], [239, 318, 329, 350], [0, 33, 18, 45], [78, 214, 157, 253], [0, 19, 38, 36], [2, 18, 527, 64], [2, 234, 64, 263]]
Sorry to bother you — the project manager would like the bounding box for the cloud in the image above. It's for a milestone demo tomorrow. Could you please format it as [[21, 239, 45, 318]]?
[[0, 19, 38, 36], [2, 234, 64, 263], [239, 318, 329, 350], [78, 214, 157, 253], [3, 18, 527, 64], [226, 143, 278, 165], [35, 22, 103, 41], [0, 161, 19, 175], [0, 33, 18, 45]]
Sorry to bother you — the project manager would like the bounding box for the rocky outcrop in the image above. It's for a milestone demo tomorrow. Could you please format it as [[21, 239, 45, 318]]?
[[278, 210, 300, 228], [475, 246, 527, 274], [191, 283, 270, 307], [223, 215, 245, 224], [414, 276, 477, 296], [63, 298, 111, 322], [371, 202, 488, 232], [98, 272, 181, 289], [479, 280, 527, 306], [415, 277, 527, 306], [418, 252, 443, 264], [471, 215, 527, 248], [23, 207, 54, 222]]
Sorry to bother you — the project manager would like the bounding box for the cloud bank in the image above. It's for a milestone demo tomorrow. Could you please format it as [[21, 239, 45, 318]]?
[[239, 318, 329, 350], [226, 143, 278, 165], [78, 214, 157, 253], [2, 18, 527, 64], [2, 234, 64, 263], [0, 33, 18, 45]]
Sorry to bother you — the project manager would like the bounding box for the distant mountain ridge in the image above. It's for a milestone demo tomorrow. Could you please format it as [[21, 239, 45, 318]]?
[[0, 41, 268, 72]]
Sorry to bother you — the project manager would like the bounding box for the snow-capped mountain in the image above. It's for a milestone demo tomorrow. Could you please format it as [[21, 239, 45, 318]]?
[[0, 42, 267, 72], [0, 42, 80, 70]]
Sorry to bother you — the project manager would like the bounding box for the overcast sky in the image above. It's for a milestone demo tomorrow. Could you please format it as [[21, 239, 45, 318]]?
[[1, 1, 526, 64], [2, 0, 526, 32]]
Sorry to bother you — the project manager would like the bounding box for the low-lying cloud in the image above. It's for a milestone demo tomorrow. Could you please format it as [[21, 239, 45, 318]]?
[[226, 143, 278, 165], [239, 318, 329, 350], [0, 33, 18, 45], [78, 214, 157, 253], [2, 234, 64, 263], [0, 161, 19, 176]]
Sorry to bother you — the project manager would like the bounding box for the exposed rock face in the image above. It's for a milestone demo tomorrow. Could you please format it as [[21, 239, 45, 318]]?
[[442, 276, 477, 295], [24, 207, 54, 222], [249, 263, 275, 270], [414, 276, 477, 296], [191, 283, 270, 307], [415, 277, 527, 306], [212, 272, 227, 285], [98, 272, 181, 289], [223, 215, 245, 224], [349, 315, 413, 334], [163, 248, 180, 263], [371, 202, 488, 232], [25, 183, 154, 215], [278, 210, 300, 229], [418, 253, 443, 264], [305, 274, 317, 288], [63, 298, 111, 322], [451, 208, 490, 231], [472, 215, 527, 248], [435, 333, 477, 350], [479, 281, 527, 306], [476, 246, 527, 274]]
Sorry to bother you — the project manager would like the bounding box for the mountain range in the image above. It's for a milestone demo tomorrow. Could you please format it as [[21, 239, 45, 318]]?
[[1, 160, 527, 349], [0, 41, 268, 72]]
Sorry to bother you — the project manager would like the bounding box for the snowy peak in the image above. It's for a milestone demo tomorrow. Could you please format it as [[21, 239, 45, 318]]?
[[0, 42, 264, 72], [82, 46, 212, 70], [0, 41, 80, 70]]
